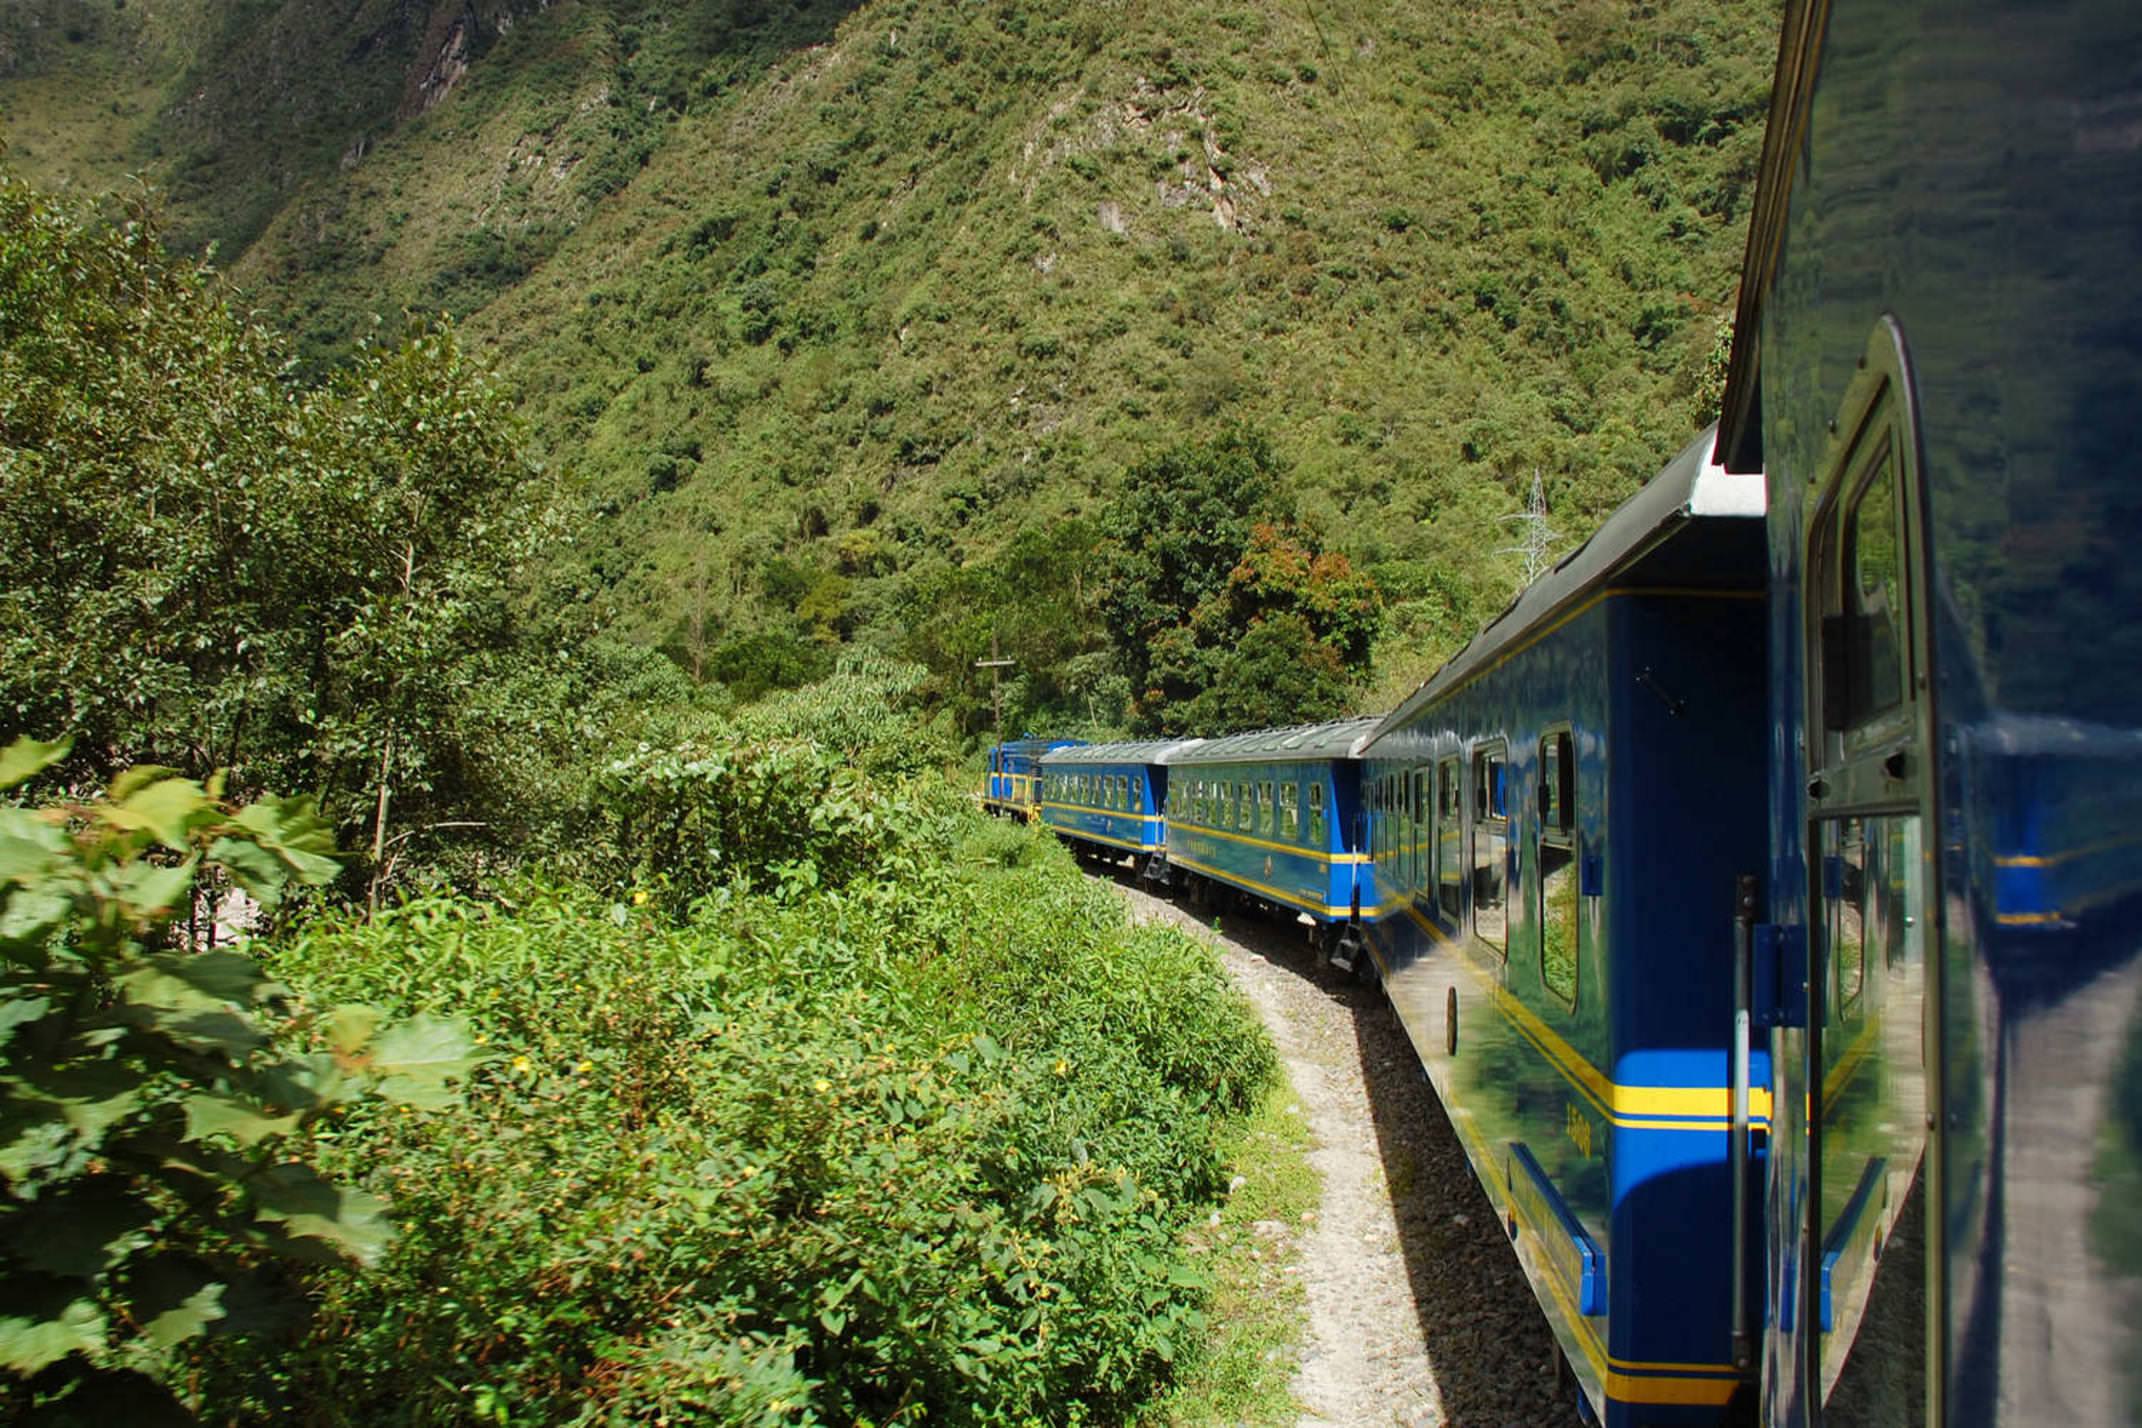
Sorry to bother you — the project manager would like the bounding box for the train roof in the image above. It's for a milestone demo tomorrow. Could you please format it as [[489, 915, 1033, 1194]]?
[[1040, 738, 1204, 766], [1367, 424, 1764, 746], [1158, 716, 1380, 765], [993, 737, 1084, 755]]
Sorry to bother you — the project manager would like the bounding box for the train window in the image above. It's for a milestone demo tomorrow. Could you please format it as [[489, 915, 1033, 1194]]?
[[1258, 781, 1275, 836], [1538, 730, 1578, 1010], [1280, 782, 1300, 841], [1308, 781, 1326, 845], [1827, 818, 1870, 1019], [1540, 731, 1575, 835], [1437, 759, 1461, 920], [1410, 769, 1428, 892], [1236, 781, 1252, 832], [1471, 744, 1509, 957], [1845, 456, 1906, 724]]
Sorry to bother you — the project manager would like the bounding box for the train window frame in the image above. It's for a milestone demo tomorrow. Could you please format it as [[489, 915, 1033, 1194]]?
[[1236, 781, 1252, 832], [1280, 781, 1300, 841], [1308, 780, 1327, 846], [1537, 727, 1579, 1012], [1436, 758, 1462, 921], [1470, 741, 1511, 960]]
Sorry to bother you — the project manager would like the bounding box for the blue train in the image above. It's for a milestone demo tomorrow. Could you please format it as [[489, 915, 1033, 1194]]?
[[981, 737, 1082, 822], [992, 2, 2142, 1422]]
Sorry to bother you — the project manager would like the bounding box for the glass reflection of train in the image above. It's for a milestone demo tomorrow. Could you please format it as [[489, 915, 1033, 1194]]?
[[991, 2, 2142, 1421]]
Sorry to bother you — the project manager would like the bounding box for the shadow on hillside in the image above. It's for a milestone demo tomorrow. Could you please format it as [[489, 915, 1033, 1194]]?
[[1089, 855, 1568, 1423]]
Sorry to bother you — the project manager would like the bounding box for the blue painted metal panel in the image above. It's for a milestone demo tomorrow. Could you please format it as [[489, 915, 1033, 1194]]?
[[1359, 571, 1768, 1427], [1161, 754, 1366, 922], [1730, 4, 2142, 1422]]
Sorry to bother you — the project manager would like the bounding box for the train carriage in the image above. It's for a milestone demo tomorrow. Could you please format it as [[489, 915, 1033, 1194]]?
[[1037, 740, 1198, 873], [1716, 2, 2142, 1422], [1358, 426, 1772, 1426], [1155, 718, 1380, 962], [982, 738, 1083, 822]]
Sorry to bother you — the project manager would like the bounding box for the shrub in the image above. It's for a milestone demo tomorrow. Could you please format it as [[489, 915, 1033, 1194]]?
[[203, 819, 1273, 1425]]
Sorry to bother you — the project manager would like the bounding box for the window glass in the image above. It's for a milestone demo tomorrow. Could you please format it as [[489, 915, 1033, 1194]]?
[[1259, 781, 1275, 836], [1539, 732, 1578, 1009], [1280, 782, 1299, 841], [1437, 759, 1462, 920], [1845, 453, 1906, 724], [1471, 745, 1509, 956], [1308, 781, 1327, 846], [1828, 818, 1869, 1018], [1236, 782, 1251, 832]]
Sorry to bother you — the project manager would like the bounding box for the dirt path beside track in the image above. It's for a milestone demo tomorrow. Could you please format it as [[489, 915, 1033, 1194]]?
[[1114, 879, 1566, 1427]]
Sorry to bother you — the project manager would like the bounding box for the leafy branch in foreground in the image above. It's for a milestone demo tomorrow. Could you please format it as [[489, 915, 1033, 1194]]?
[[0, 735, 481, 1416]]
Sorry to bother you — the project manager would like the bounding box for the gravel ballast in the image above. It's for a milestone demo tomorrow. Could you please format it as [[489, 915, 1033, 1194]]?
[[1114, 876, 1570, 1427]]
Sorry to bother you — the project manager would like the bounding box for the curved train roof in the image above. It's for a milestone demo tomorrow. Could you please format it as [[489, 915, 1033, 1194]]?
[[1040, 738, 1204, 766], [1159, 716, 1380, 765], [1367, 424, 1764, 748]]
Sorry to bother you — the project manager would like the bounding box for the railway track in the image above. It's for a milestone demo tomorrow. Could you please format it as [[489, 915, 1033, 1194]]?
[[1106, 866, 1568, 1427]]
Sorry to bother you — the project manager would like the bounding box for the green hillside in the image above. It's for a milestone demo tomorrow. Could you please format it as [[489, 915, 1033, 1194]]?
[[1, 0, 1777, 734]]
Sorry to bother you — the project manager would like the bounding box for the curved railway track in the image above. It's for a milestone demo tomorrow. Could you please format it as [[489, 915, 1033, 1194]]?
[[1106, 865, 1568, 1426]]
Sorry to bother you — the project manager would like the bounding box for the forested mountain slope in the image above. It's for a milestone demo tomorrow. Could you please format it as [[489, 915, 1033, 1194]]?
[[0, 0, 1777, 730]]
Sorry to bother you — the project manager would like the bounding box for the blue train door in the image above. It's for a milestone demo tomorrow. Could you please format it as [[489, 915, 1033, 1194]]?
[[1794, 320, 1939, 1426]]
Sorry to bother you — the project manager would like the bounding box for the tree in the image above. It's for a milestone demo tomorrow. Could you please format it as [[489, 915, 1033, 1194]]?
[[0, 169, 563, 890], [1094, 431, 1293, 716], [1095, 435, 1377, 734], [0, 737, 478, 1415]]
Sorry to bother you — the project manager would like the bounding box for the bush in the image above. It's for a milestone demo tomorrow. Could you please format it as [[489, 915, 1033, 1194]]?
[[204, 816, 1273, 1425]]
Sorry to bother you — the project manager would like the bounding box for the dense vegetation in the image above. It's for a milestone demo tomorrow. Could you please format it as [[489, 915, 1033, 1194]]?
[[207, 755, 1273, 1424], [0, 0, 1788, 1414], [0, 167, 1285, 1425], [1, 0, 1779, 732]]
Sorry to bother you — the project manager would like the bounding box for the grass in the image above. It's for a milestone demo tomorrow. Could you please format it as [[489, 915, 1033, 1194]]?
[[1145, 1079, 1321, 1428]]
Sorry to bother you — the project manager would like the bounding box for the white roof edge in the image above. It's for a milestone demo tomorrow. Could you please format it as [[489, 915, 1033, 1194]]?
[[1687, 432, 1766, 517]]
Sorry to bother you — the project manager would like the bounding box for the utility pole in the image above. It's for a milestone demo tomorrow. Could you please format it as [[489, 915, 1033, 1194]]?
[[1499, 469, 1559, 587], [975, 631, 1015, 744]]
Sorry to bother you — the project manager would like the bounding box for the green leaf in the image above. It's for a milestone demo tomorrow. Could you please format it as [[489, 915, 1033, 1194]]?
[[115, 856, 198, 919], [206, 835, 292, 908], [249, 1163, 393, 1266], [105, 776, 213, 852], [6, 1181, 155, 1279], [323, 1004, 382, 1057], [182, 1093, 300, 1147], [108, 764, 181, 802], [369, 1015, 480, 1110], [0, 1297, 106, 1373], [0, 997, 48, 1049], [141, 1281, 226, 1351], [0, 736, 72, 793]]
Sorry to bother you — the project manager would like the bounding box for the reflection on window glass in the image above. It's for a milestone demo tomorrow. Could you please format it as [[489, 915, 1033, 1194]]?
[[1437, 759, 1462, 920], [1846, 452, 1906, 723], [1308, 781, 1326, 846], [1238, 782, 1253, 832], [1828, 819, 1868, 1018], [1280, 782, 1299, 841], [1472, 745, 1508, 955], [1539, 732, 1578, 1009], [1259, 781, 1275, 836]]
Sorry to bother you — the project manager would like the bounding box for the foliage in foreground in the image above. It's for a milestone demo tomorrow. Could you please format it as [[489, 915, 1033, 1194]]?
[[0, 737, 479, 1419], [200, 781, 1275, 1424]]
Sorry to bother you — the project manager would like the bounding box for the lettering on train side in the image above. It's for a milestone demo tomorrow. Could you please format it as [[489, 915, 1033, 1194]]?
[[1564, 1100, 1595, 1159]]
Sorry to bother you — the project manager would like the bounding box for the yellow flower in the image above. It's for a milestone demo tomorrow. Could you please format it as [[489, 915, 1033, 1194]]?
[[1053, 1059, 1069, 1077], [512, 1055, 532, 1073], [813, 1078, 833, 1093], [575, 1059, 595, 1074], [632, 889, 650, 906]]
